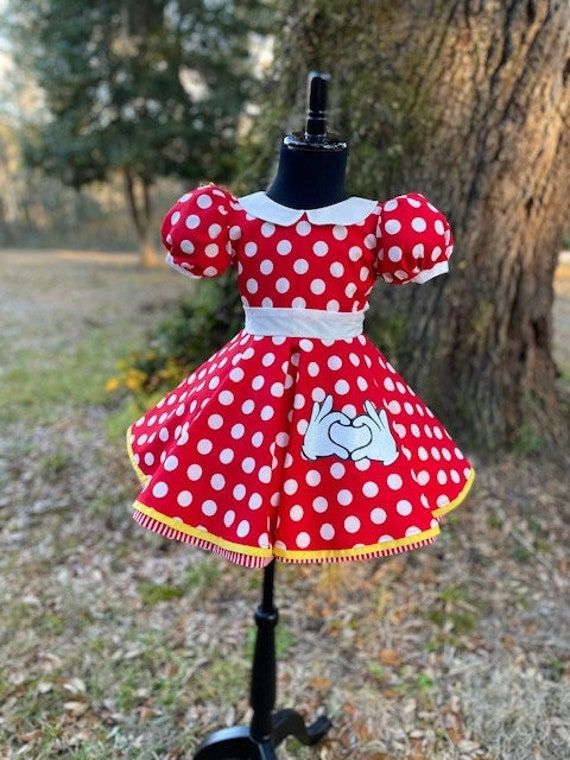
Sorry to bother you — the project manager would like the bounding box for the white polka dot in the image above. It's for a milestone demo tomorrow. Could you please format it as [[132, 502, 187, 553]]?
[[335, 379, 350, 394], [312, 497, 328, 513], [171, 211, 181, 224], [330, 262, 344, 277], [277, 239, 292, 255], [327, 355, 342, 371], [246, 278, 259, 294], [276, 277, 290, 293], [370, 507, 387, 524], [396, 499, 412, 516], [185, 214, 200, 229], [244, 242, 257, 257], [210, 473, 225, 490], [219, 448, 234, 464], [434, 219, 445, 235], [437, 470, 448, 485], [248, 493, 263, 510], [208, 414, 223, 430], [152, 482, 168, 498], [177, 490, 192, 507], [363, 481, 379, 497], [384, 199, 398, 212], [290, 505, 304, 521], [230, 368, 245, 383], [284, 479, 298, 495], [296, 532, 310, 548], [387, 474, 403, 490], [412, 217, 427, 232], [405, 526, 421, 537], [296, 221, 311, 236], [344, 516, 360, 533], [384, 377, 395, 392], [242, 457, 256, 474], [320, 523, 335, 540], [417, 470, 430, 486], [293, 258, 309, 274], [233, 484, 246, 501], [187, 464, 202, 480], [349, 246, 363, 261], [333, 225, 348, 240], [308, 362, 319, 377], [237, 520, 250, 537], [164, 455, 178, 471], [260, 259, 274, 274], [261, 222, 275, 237], [258, 466, 272, 483], [313, 241, 328, 256], [337, 489, 353, 505], [330, 462, 345, 479], [202, 500, 217, 516], [197, 194, 213, 208], [388, 246, 402, 262], [310, 278, 325, 294], [144, 452, 154, 466], [385, 219, 401, 234], [229, 225, 241, 240], [306, 470, 321, 486]]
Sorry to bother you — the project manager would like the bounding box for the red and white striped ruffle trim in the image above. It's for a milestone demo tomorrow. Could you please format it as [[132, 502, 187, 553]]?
[[132, 509, 439, 569]]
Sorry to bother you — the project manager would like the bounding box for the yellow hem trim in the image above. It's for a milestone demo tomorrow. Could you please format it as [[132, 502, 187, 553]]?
[[432, 466, 475, 518], [131, 501, 441, 562], [272, 525, 440, 560], [132, 501, 274, 559], [126, 424, 150, 486]]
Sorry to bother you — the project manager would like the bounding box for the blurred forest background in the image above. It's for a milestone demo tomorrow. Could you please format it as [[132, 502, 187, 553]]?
[[1, 2, 569, 759]]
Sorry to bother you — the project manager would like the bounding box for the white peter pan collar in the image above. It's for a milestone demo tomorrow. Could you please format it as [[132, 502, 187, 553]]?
[[236, 190, 378, 226]]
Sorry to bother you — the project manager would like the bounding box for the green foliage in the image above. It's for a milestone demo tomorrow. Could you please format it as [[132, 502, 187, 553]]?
[[106, 271, 243, 397], [8, 0, 272, 187]]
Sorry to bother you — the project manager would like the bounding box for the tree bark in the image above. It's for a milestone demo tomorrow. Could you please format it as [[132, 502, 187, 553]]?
[[123, 167, 160, 268], [254, 0, 569, 453]]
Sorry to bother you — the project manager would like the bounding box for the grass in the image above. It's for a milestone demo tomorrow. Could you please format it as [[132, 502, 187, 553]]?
[[1, 249, 569, 759]]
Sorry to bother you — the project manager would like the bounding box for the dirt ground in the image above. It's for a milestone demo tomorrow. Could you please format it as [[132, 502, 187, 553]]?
[[0, 249, 568, 760]]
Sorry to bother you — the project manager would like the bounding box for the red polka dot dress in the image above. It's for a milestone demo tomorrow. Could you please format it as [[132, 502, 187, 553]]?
[[126, 183, 475, 568]]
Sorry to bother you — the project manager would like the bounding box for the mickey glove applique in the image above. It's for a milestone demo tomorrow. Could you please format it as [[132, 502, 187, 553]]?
[[301, 394, 399, 464]]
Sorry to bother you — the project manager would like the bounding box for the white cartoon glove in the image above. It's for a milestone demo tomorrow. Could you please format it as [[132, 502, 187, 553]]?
[[350, 401, 399, 465], [302, 394, 353, 460]]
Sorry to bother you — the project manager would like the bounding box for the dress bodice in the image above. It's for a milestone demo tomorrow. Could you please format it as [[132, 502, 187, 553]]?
[[161, 183, 455, 316]]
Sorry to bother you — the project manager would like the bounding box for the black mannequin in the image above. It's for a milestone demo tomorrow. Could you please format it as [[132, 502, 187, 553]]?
[[266, 72, 349, 210], [193, 72, 337, 760]]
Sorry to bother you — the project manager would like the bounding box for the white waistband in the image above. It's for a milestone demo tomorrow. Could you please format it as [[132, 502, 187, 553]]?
[[243, 305, 368, 338]]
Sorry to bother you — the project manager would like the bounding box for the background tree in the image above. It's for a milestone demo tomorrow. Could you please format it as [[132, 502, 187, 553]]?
[[8, 0, 270, 266], [245, 0, 570, 453]]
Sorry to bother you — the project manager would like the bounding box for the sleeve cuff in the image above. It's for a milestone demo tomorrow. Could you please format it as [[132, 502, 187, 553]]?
[[409, 259, 449, 284], [165, 252, 203, 279]]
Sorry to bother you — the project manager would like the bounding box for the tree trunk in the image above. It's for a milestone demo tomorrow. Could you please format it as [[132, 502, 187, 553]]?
[[254, 0, 569, 453], [123, 167, 160, 268]]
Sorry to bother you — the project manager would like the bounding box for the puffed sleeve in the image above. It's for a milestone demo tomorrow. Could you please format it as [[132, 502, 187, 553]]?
[[160, 183, 237, 279], [374, 192, 454, 285]]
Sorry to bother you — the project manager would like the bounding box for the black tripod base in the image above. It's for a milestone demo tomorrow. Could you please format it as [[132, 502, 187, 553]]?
[[193, 708, 332, 759]]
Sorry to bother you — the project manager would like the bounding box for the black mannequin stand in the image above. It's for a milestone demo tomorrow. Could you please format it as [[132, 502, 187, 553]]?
[[193, 560, 332, 759], [194, 71, 342, 759]]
